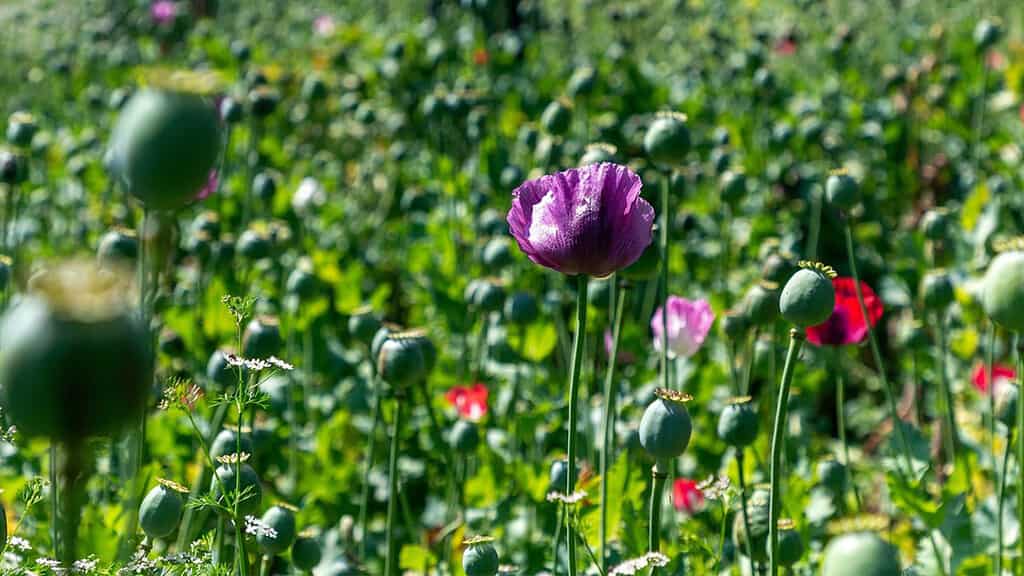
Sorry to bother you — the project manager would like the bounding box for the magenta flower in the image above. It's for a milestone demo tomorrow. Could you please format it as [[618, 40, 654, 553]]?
[[151, 0, 177, 25], [313, 15, 336, 37], [507, 163, 654, 277], [651, 296, 715, 359], [194, 170, 218, 202]]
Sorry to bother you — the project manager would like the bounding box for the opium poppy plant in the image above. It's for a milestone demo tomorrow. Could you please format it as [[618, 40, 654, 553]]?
[[806, 277, 884, 347]]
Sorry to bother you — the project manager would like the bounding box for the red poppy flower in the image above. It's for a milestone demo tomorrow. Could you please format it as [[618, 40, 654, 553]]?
[[971, 362, 1016, 395], [672, 478, 705, 514], [473, 49, 490, 66], [774, 38, 797, 56], [806, 277, 884, 347], [444, 382, 488, 421]]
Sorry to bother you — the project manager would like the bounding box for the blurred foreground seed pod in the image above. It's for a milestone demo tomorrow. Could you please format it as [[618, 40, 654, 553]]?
[[110, 88, 221, 210], [983, 247, 1024, 331], [0, 262, 150, 439], [97, 228, 138, 269]]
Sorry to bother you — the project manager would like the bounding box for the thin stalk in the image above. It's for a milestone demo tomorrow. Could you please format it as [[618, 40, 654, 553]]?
[[648, 462, 668, 560], [987, 323, 996, 464], [565, 274, 590, 576], [737, 451, 755, 575], [936, 311, 971, 485], [997, 427, 1012, 575], [835, 361, 861, 511], [599, 282, 627, 570], [768, 329, 804, 576], [1017, 334, 1023, 568], [384, 396, 404, 576], [553, 503, 564, 575], [358, 371, 383, 560], [843, 220, 914, 478], [806, 185, 822, 261], [659, 175, 670, 392], [50, 444, 59, 560]]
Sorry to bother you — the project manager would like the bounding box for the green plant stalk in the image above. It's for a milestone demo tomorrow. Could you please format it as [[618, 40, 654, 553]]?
[[843, 220, 914, 478], [58, 441, 85, 568], [936, 311, 972, 485], [358, 370, 383, 561], [768, 329, 804, 576], [660, 175, 670, 392], [552, 503, 564, 575], [384, 396, 404, 576], [565, 274, 590, 576], [599, 282, 627, 570], [997, 425, 1012, 575], [50, 444, 59, 560], [987, 324, 996, 464], [259, 555, 271, 576], [177, 401, 230, 550], [835, 364, 861, 511], [806, 186, 822, 261], [1017, 334, 1023, 569], [648, 461, 668, 560], [736, 451, 755, 575]]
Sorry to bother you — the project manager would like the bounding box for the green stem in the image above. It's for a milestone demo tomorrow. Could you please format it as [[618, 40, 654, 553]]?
[[384, 396, 404, 576], [936, 311, 971, 485], [737, 451, 755, 576], [835, 363, 861, 511], [565, 274, 590, 576], [768, 329, 804, 576], [997, 424, 1012, 575], [599, 282, 627, 570], [1016, 334, 1023, 569], [259, 555, 271, 576], [660, 174, 670, 392], [358, 371, 383, 560], [987, 324, 996, 464], [50, 444, 60, 560], [806, 185, 822, 261], [843, 220, 914, 478], [648, 462, 668, 569], [553, 503, 564, 575]]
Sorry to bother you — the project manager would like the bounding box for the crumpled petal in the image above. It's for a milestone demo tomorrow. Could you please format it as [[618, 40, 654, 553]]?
[[651, 296, 715, 359]]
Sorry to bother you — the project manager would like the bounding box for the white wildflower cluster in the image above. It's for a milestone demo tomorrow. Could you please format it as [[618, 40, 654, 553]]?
[[9, 536, 31, 552], [545, 490, 588, 504], [608, 552, 671, 575], [244, 515, 278, 539], [72, 556, 99, 573], [215, 452, 251, 465], [697, 475, 731, 501], [223, 353, 293, 372]]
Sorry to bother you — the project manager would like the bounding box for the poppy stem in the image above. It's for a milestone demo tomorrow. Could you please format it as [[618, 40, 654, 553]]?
[[1017, 334, 1023, 569], [599, 280, 627, 570], [648, 461, 668, 560], [358, 371, 382, 561], [834, 353, 861, 512], [565, 274, 589, 576], [384, 394, 404, 576], [997, 417, 1013, 576], [660, 173, 670, 391], [843, 220, 914, 479], [768, 329, 804, 576], [736, 451, 755, 576], [936, 311, 972, 486], [986, 323, 996, 464]]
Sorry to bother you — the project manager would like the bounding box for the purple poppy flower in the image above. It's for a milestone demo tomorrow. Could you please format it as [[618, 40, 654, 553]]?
[[151, 0, 177, 25], [507, 163, 654, 277], [651, 296, 715, 359]]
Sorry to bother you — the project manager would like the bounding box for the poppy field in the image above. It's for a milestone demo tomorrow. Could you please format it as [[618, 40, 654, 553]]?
[[2, 0, 1024, 574]]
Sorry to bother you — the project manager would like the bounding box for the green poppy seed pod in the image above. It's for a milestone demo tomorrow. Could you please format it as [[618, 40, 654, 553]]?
[[775, 523, 804, 567], [825, 170, 859, 210], [286, 269, 318, 300], [983, 251, 1024, 331], [762, 253, 797, 284], [302, 74, 328, 102], [450, 419, 480, 453], [249, 86, 280, 118], [580, 143, 617, 166], [243, 316, 282, 359], [719, 169, 746, 204], [237, 229, 271, 260], [139, 480, 186, 539], [462, 540, 500, 576], [210, 428, 254, 460], [0, 263, 150, 439], [7, 111, 38, 148], [206, 350, 237, 391], [780, 267, 836, 327], [159, 329, 186, 358], [567, 66, 596, 98], [219, 97, 244, 124], [710, 148, 732, 175], [717, 398, 758, 447], [348, 308, 381, 345], [733, 487, 770, 562], [212, 463, 262, 517], [482, 238, 513, 269], [258, 505, 297, 555], [744, 283, 780, 326], [231, 40, 251, 62], [253, 172, 277, 202], [995, 383, 1019, 428], [292, 533, 321, 571], [638, 389, 693, 461], [377, 335, 425, 387], [644, 112, 690, 167], [370, 325, 396, 362], [0, 150, 28, 185], [504, 292, 538, 325], [110, 89, 220, 210], [474, 281, 506, 313], [920, 270, 955, 311], [817, 459, 846, 494], [621, 242, 661, 281], [974, 19, 1002, 50], [821, 532, 901, 576], [721, 310, 750, 341], [540, 99, 572, 135], [97, 228, 138, 269], [920, 209, 949, 241], [260, 374, 290, 414]]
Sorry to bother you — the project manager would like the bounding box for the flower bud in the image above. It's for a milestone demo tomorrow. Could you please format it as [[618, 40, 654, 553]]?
[[721, 310, 749, 341], [780, 266, 836, 327]]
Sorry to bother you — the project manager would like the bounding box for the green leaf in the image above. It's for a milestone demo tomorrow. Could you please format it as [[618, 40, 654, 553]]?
[[508, 322, 558, 362], [400, 544, 436, 571]]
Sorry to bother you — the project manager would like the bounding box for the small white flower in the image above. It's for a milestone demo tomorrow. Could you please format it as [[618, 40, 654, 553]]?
[[267, 356, 294, 371], [73, 556, 99, 573], [609, 552, 670, 575], [245, 515, 278, 539], [545, 490, 588, 504], [9, 536, 31, 551]]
